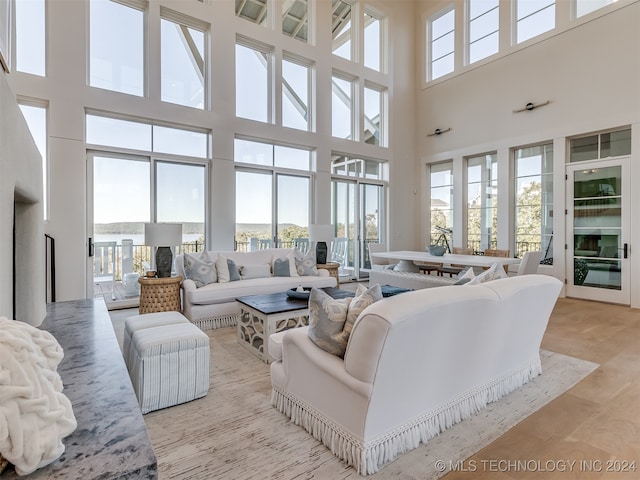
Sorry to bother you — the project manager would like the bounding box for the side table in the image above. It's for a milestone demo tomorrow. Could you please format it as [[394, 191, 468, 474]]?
[[316, 262, 340, 286], [138, 276, 183, 314]]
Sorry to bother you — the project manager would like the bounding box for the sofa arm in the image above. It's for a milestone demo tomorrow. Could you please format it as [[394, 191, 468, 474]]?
[[182, 278, 197, 295]]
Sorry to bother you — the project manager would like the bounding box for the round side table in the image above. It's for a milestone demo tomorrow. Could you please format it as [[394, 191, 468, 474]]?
[[138, 276, 183, 314], [316, 262, 340, 287]]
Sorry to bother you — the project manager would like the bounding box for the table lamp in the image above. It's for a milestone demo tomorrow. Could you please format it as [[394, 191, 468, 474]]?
[[308, 224, 334, 264], [144, 223, 182, 278]]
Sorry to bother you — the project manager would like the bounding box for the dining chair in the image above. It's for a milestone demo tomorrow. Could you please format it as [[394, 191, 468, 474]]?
[[483, 249, 510, 270], [514, 250, 542, 276], [437, 247, 474, 277], [367, 243, 397, 270]]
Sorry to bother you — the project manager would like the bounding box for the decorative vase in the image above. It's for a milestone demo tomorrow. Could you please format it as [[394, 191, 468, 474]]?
[[156, 247, 173, 278], [316, 241, 328, 264]]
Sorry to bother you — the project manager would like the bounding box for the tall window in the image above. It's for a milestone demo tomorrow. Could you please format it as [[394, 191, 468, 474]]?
[[467, 153, 497, 251], [516, 0, 555, 44], [514, 144, 553, 262], [90, 0, 143, 96], [570, 128, 631, 162], [161, 12, 206, 109], [236, 42, 271, 123], [15, 0, 45, 76], [332, 73, 353, 140], [282, 56, 311, 131], [332, 0, 352, 61], [468, 0, 499, 64], [429, 162, 453, 245], [234, 138, 312, 252], [19, 102, 48, 219], [576, 0, 616, 18], [429, 6, 455, 81], [282, 0, 308, 43], [364, 11, 382, 71], [364, 84, 384, 146]]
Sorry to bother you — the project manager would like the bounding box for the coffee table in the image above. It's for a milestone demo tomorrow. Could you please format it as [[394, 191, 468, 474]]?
[[236, 287, 354, 363]]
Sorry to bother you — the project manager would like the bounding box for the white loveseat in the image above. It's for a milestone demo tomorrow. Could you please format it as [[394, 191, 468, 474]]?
[[176, 248, 336, 330], [270, 274, 562, 475]]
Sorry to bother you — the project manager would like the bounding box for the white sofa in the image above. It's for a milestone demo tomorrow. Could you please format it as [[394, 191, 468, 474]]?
[[270, 274, 562, 475], [176, 248, 336, 330]]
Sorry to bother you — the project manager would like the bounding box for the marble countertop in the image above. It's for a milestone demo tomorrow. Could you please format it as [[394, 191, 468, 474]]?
[[3, 299, 157, 479]]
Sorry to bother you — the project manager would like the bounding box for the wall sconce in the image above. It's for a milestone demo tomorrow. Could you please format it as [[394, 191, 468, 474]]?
[[513, 100, 550, 113], [427, 127, 451, 137]]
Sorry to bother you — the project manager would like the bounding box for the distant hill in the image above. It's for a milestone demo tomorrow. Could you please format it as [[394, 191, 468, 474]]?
[[236, 223, 299, 233], [94, 222, 205, 234]]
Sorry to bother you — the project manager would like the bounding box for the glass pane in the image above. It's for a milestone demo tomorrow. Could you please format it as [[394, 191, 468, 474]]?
[[236, 0, 267, 26], [467, 154, 497, 250], [576, 0, 614, 18], [432, 31, 455, 60], [16, 0, 45, 76], [517, 2, 555, 43], [470, 0, 499, 20], [517, 0, 554, 20], [277, 175, 309, 248], [156, 162, 206, 250], [432, 9, 454, 39], [161, 18, 205, 109], [361, 183, 383, 268], [19, 104, 47, 218], [570, 135, 598, 162], [274, 145, 310, 170], [574, 166, 621, 198], [364, 87, 381, 146], [364, 13, 381, 71], [432, 54, 454, 80], [363, 160, 382, 179], [153, 126, 208, 158], [332, 0, 352, 60], [601, 129, 631, 158], [282, 59, 310, 131], [573, 231, 621, 289], [469, 32, 499, 64], [469, 6, 498, 42], [234, 139, 273, 166], [93, 156, 150, 244], [86, 115, 152, 151], [282, 0, 308, 43], [236, 44, 269, 122], [90, 0, 143, 95], [332, 75, 352, 139], [236, 171, 272, 251], [331, 180, 356, 269]]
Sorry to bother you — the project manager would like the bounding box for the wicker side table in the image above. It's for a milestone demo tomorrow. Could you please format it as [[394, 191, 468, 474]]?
[[138, 276, 183, 314], [316, 262, 340, 287]]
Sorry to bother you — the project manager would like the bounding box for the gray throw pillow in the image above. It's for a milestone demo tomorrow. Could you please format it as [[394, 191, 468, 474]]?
[[307, 288, 352, 356], [340, 283, 383, 352], [227, 259, 241, 282], [273, 258, 290, 277], [183, 251, 217, 287], [294, 248, 319, 276]]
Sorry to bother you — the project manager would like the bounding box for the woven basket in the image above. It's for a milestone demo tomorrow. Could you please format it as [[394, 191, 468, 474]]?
[[138, 276, 182, 314]]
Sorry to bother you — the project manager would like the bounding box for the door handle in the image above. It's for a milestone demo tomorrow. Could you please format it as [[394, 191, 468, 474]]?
[[88, 237, 94, 257], [623, 243, 628, 259]]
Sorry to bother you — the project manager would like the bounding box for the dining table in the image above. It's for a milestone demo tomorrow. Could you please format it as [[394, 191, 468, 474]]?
[[369, 250, 521, 273]]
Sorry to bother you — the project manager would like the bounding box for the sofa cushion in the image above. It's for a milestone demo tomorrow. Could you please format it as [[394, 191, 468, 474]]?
[[294, 248, 319, 276], [239, 264, 271, 280], [183, 251, 217, 287], [307, 288, 352, 356], [273, 258, 291, 277], [467, 263, 508, 285]]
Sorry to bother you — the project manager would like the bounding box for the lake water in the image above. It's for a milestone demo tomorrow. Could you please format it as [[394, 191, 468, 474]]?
[[94, 233, 202, 246]]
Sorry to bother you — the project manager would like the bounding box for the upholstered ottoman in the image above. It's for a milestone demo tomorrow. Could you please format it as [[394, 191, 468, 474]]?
[[123, 311, 191, 371], [129, 322, 210, 414]]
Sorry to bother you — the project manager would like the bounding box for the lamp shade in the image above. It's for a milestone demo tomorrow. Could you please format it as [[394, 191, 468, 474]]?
[[144, 223, 182, 247], [308, 224, 334, 245]]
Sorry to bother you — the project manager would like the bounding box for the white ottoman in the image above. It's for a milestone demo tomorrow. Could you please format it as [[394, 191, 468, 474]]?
[[124, 311, 191, 371], [129, 322, 210, 414]]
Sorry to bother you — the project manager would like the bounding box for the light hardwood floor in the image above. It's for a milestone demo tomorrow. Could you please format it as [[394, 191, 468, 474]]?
[[444, 297, 640, 479]]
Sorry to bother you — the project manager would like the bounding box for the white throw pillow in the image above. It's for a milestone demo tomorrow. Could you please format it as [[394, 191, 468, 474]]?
[[453, 266, 475, 286], [466, 263, 508, 285], [216, 255, 230, 283], [240, 264, 272, 280]]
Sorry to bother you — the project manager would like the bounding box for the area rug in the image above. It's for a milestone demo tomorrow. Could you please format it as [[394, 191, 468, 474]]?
[[109, 311, 599, 480]]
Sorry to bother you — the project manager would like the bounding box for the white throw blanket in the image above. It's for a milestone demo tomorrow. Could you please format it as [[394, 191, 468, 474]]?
[[0, 316, 77, 475]]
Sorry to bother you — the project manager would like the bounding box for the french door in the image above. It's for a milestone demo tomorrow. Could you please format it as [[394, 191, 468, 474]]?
[[331, 179, 385, 280], [565, 157, 630, 304]]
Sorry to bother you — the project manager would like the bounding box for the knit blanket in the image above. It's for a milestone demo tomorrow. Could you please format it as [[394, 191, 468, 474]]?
[[0, 316, 77, 475]]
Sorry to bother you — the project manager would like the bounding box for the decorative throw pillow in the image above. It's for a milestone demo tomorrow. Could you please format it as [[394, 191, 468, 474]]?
[[227, 259, 241, 282], [307, 288, 352, 357], [340, 283, 383, 355], [466, 263, 508, 285], [216, 255, 230, 283], [273, 258, 291, 277], [272, 252, 298, 277], [453, 266, 475, 286], [239, 264, 272, 280], [183, 251, 217, 287], [294, 248, 319, 276]]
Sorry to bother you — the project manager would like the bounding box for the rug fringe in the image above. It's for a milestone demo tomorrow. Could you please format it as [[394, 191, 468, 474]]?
[[192, 313, 237, 331], [272, 356, 542, 476]]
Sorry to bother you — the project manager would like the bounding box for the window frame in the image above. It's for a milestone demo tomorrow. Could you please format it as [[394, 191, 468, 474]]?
[[466, 0, 499, 65], [235, 37, 274, 124], [427, 4, 456, 82]]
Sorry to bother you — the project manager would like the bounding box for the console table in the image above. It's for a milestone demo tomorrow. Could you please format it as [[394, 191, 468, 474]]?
[[2, 298, 157, 479]]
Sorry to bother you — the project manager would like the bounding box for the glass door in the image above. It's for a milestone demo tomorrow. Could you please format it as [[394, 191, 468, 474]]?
[[566, 158, 630, 304], [332, 180, 356, 277], [360, 183, 384, 272]]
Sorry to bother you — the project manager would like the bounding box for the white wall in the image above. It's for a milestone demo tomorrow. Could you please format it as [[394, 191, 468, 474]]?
[[416, 0, 640, 304], [6, 0, 418, 301]]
